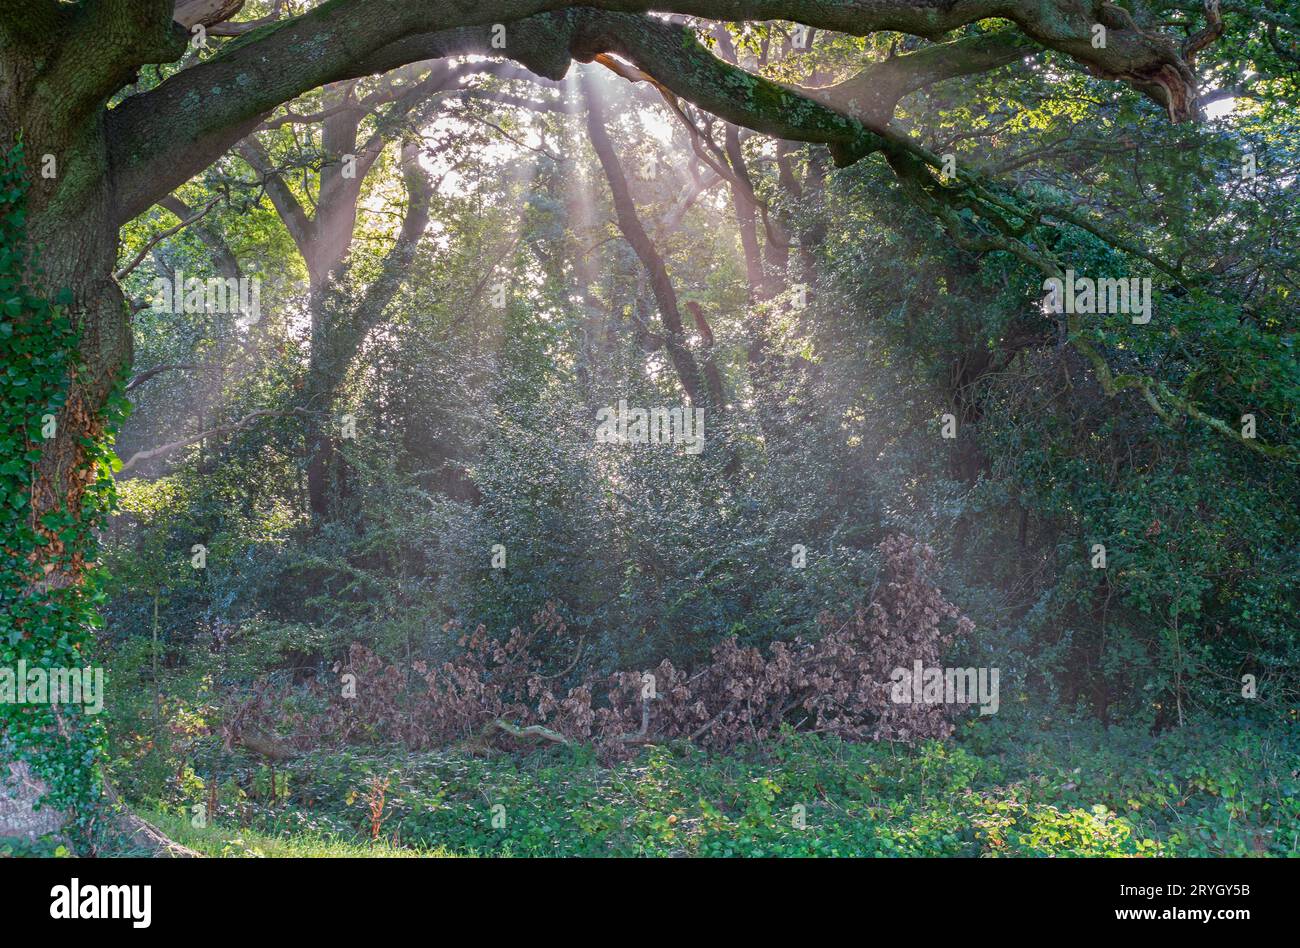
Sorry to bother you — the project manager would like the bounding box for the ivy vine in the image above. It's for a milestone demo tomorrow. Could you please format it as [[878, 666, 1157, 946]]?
[[1, 142, 128, 847]]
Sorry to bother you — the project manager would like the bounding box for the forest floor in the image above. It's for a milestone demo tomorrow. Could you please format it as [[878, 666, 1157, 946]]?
[[111, 714, 1299, 857]]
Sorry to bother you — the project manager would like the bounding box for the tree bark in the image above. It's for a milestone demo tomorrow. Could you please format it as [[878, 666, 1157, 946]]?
[[584, 75, 714, 409]]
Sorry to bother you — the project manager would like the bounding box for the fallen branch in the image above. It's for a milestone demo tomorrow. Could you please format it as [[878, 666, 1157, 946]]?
[[482, 719, 570, 745], [233, 728, 297, 761]]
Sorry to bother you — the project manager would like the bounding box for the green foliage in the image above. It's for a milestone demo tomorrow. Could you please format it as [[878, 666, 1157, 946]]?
[[0, 835, 71, 857], [132, 808, 454, 858], [139, 717, 1298, 857]]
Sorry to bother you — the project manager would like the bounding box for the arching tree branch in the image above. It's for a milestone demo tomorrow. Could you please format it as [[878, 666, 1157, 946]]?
[[105, 1, 1220, 226]]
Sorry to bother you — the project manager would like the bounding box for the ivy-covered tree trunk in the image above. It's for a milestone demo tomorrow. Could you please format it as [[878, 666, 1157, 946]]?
[[0, 16, 145, 844], [0, 142, 125, 843]]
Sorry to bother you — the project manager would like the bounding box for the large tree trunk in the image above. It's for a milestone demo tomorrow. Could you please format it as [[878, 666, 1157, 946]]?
[[0, 137, 193, 855], [0, 36, 135, 846]]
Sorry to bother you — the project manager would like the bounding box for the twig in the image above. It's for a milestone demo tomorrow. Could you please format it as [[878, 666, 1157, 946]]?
[[117, 406, 315, 476], [115, 196, 222, 280]]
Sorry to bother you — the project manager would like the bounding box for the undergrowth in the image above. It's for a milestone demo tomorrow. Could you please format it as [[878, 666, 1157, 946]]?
[[124, 715, 1300, 857]]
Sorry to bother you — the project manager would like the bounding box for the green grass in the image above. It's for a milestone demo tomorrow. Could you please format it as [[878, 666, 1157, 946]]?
[[123, 713, 1300, 858], [136, 808, 459, 858]]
